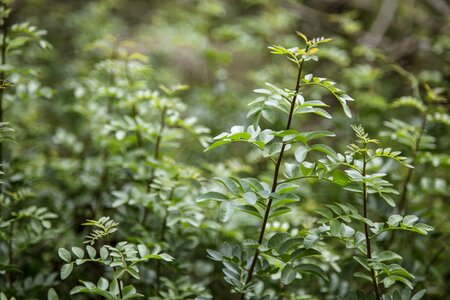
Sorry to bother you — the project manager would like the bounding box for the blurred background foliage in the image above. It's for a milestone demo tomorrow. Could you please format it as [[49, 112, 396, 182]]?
[[0, 0, 448, 299]]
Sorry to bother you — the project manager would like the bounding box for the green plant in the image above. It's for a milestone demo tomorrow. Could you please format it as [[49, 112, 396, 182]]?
[[199, 33, 355, 299], [0, 1, 57, 297], [58, 216, 174, 299], [320, 125, 433, 299], [57, 36, 213, 299]]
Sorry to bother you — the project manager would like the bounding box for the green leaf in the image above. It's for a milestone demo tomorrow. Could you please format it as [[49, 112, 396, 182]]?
[[381, 194, 396, 207], [412, 223, 434, 235], [279, 237, 303, 253], [411, 290, 427, 300], [302, 130, 335, 141], [219, 201, 235, 222], [340, 224, 355, 238], [159, 253, 174, 261], [215, 177, 241, 196], [330, 219, 341, 236], [97, 277, 109, 290], [58, 248, 71, 263], [70, 286, 87, 295], [268, 233, 291, 249], [353, 272, 372, 282], [126, 267, 140, 279], [295, 263, 328, 281], [270, 206, 292, 218], [197, 191, 229, 202], [281, 264, 297, 285], [205, 139, 231, 151], [243, 239, 259, 247], [137, 244, 148, 257], [388, 264, 414, 279], [290, 248, 321, 260], [376, 251, 402, 262], [387, 214, 403, 226], [284, 163, 300, 178], [276, 183, 298, 194], [86, 245, 96, 259], [303, 234, 319, 248], [238, 205, 262, 219], [100, 246, 109, 260], [47, 288, 59, 300], [242, 192, 257, 205], [60, 263, 73, 280], [333, 170, 351, 186], [383, 275, 413, 289], [295, 146, 309, 163], [353, 256, 370, 271], [310, 144, 337, 158], [254, 88, 272, 95], [122, 285, 143, 299], [316, 208, 333, 220], [402, 215, 419, 227], [206, 249, 222, 261], [71, 247, 84, 259]]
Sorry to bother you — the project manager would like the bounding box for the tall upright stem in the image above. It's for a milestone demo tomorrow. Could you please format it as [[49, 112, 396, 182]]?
[[124, 59, 144, 148], [155, 185, 175, 295], [0, 1, 10, 175], [239, 58, 306, 300], [147, 105, 166, 192], [397, 105, 428, 213], [106, 235, 123, 299], [362, 145, 381, 300], [154, 106, 167, 162], [141, 105, 167, 223], [1, 1, 11, 287], [8, 222, 13, 288]]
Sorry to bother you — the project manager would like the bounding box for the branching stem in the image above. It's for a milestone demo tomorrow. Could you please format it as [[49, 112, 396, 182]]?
[[397, 104, 429, 213], [0, 1, 10, 179], [142, 105, 167, 223], [106, 235, 123, 299], [8, 222, 13, 288], [362, 144, 381, 300], [239, 54, 306, 300], [155, 185, 175, 295], [124, 59, 144, 148]]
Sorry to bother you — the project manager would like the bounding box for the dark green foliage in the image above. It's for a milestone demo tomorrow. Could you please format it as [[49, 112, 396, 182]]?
[[0, 1, 448, 300]]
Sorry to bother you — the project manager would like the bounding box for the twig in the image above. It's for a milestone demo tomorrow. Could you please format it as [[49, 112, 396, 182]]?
[[359, 0, 399, 48], [362, 144, 381, 300], [239, 47, 307, 300]]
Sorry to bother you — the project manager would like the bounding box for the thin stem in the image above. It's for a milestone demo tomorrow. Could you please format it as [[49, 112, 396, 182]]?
[[91, 58, 117, 217], [155, 186, 175, 295], [0, 1, 10, 289], [8, 222, 13, 288], [112, 264, 123, 299], [124, 58, 144, 149], [91, 151, 109, 217], [278, 175, 332, 185], [141, 105, 168, 224], [397, 105, 429, 213], [362, 145, 381, 300], [240, 57, 306, 300], [154, 106, 167, 161], [131, 105, 143, 148], [0, 1, 10, 177], [106, 235, 123, 299], [370, 227, 418, 239], [145, 105, 167, 193], [278, 283, 287, 300]]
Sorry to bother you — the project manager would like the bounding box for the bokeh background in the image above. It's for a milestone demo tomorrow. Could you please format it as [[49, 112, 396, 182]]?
[[0, 0, 448, 299]]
